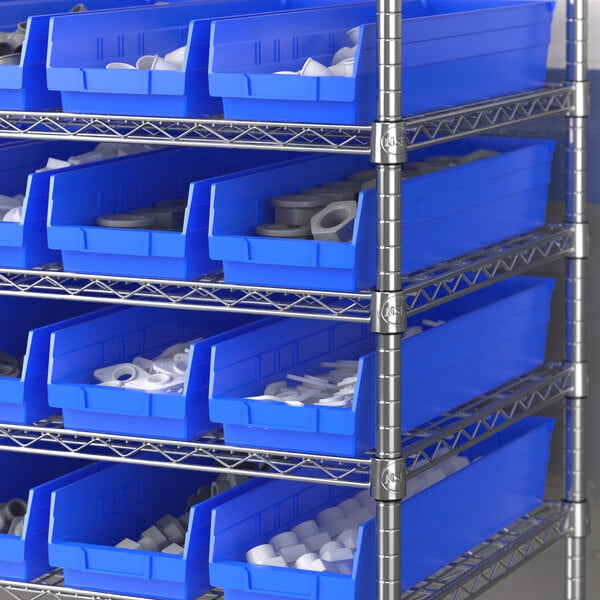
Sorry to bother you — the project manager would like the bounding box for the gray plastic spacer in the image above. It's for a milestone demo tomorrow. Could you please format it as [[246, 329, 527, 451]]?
[[271, 194, 328, 226], [95, 213, 156, 229], [255, 223, 311, 239], [310, 201, 357, 242]]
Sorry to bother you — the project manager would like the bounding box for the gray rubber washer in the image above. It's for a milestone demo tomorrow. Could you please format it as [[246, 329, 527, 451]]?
[[132, 206, 184, 231], [157, 199, 188, 209], [255, 223, 311, 239], [300, 186, 356, 202], [95, 213, 157, 229], [271, 194, 329, 226]]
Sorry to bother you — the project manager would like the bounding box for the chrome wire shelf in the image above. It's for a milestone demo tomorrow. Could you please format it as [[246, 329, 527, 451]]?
[[403, 363, 573, 477], [0, 363, 569, 487], [403, 502, 572, 599], [0, 85, 572, 153], [0, 225, 573, 321], [0, 502, 571, 600]]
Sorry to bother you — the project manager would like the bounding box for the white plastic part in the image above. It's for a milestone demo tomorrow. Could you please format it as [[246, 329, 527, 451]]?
[[327, 58, 354, 77], [0, 194, 23, 209], [338, 498, 361, 517], [346, 26, 360, 45], [269, 531, 300, 553], [336, 527, 358, 550], [106, 61, 135, 69], [264, 381, 287, 395], [261, 556, 288, 567], [292, 520, 320, 541], [136, 55, 158, 70], [0, 498, 26, 525], [35, 157, 72, 173], [299, 57, 331, 77], [142, 525, 169, 550], [320, 545, 354, 563], [3, 206, 22, 223], [331, 45, 355, 65], [350, 507, 373, 526], [279, 543, 309, 565], [246, 543, 276, 564], [294, 552, 320, 570], [178, 512, 190, 529], [353, 489, 371, 506], [152, 56, 181, 71], [403, 325, 423, 339], [286, 374, 337, 391], [116, 538, 141, 550], [68, 150, 104, 165], [316, 506, 344, 528], [164, 46, 186, 68], [162, 543, 184, 555], [303, 531, 332, 553], [421, 318, 446, 327], [322, 517, 355, 538]]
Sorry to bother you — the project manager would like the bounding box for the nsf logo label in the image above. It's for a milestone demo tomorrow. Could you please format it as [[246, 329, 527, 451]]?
[[382, 464, 403, 493], [381, 131, 400, 155], [381, 298, 403, 326]]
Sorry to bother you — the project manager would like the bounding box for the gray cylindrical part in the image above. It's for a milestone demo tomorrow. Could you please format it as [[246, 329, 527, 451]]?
[[0, 498, 27, 524], [323, 180, 363, 197], [132, 206, 185, 231], [300, 186, 356, 202], [157, 199, 188, 209], [255, 223, 311, 239], [271, 194, 328, 226], [8, 516, 23, 536], [95, 213, 156, 229]]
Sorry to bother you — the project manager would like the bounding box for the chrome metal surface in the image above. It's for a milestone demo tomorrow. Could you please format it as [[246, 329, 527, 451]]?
[[0, 420, 371, 487], [0, 364, 568, 486], [403, 503, 572, 599], [0, 86, 573, 153], [402, 364, 573, 476], [402, 225, 574, 314], [0, 225, 573, 320], [0, 503, 572, 600]]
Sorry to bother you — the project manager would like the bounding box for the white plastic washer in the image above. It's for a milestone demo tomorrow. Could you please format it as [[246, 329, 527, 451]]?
[[269, 531, 300, 553], [245, 543, 276, 564]]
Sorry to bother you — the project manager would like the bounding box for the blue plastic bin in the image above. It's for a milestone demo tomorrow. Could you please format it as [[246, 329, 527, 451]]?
[[47, 147, 299, 279], [209, 136, 555, 292], [0, 0, 202, 110], [48, 306, 271, 439], [49, 463, 264, 600], [45, 0, 368, 117], [0, 454, 104, 582], [209, 276, 554, 456], [0, 296, 112, 424], [0, 139, 160, 269], [209, 0, 555, 124], [209, 417, 554, 599]]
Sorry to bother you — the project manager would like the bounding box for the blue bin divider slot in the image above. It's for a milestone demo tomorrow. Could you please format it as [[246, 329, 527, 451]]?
[[47, 146, 304, 280], [0, 296, 114, 424], [0, 0, 203, 110], [209, 417, 554, 598], [209, 0, 554, 124], [48, 306, 274, 439], [209, 276, 555, 456], [45, 0, 369, 117], [0, 453, 104, 582], [48, 463, 264, 600], [209, 136, 555, 292], [0, 139, 158, 269]]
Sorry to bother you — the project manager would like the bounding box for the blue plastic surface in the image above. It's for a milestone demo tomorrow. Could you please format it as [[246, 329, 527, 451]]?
[[209, 417, 554, 598], [0, 296, 112, 424], [48, 306, 272, 439], [209, 136, 555, 292], [209, 0, 555, 124], [209, 276, 554, 456], [0, 139, 155, 269], [48, 463, 264, 600], [0, 454, 104, 582], [46, 0, 369, 117], [0, 0, 202, 110], [47, 147, 299, 279]]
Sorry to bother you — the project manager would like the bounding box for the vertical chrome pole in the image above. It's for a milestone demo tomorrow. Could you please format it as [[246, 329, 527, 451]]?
[[370, 1, 405, 600], [565, 0, 590, 596]]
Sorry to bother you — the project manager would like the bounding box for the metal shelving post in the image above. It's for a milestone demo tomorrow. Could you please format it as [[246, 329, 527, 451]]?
[[565, 0, 590, 595], [370, 1, 405, 599]]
